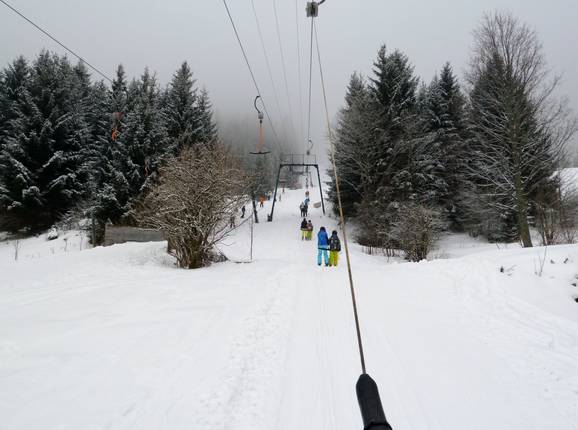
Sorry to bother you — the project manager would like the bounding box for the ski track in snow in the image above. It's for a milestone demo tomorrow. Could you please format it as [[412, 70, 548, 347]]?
[[1, 189, 578, 429]]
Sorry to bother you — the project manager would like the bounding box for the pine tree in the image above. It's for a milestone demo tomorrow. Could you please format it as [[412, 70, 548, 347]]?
[[195, 88, 217, 144], [87, 65, 131, 228], [119, 68, 169, 200], [0, 52, 92, 230], [329, 73, 375, 217], [0, 57, 37, 230], [420, 63, 468, 229], [164, 62, 198, 153], [369, 46, 419, 139], [367, 46, 421, 202], [1, 52, 220, 234]]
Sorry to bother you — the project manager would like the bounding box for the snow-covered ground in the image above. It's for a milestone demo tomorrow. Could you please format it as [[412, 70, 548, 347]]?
[[1, 189, 578, 429]]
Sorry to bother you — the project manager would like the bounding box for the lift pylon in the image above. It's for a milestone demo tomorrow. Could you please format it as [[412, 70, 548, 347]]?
[[268, 154, 325, 222]]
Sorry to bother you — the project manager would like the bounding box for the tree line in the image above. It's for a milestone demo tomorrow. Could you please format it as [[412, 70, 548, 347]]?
[[0, 51, 216, 239], [329, 12, 577, 258]]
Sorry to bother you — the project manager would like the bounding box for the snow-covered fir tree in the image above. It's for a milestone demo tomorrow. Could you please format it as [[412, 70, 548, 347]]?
[[164, 61, 199, 153], [420, 63, 468, 229], [118, 69, 170, 201], [84, 66, 131, 234], [195, 88, 217, 145], [329, 73, 376, 217], [0, 52, 92, 231], [0, 52, 220, 235]]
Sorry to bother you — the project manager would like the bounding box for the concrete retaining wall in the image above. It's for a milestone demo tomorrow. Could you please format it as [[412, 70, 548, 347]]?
[[104, 226, 165, 246]]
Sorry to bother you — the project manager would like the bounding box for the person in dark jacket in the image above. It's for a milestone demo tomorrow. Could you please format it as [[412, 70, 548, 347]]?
[[300, 218, 308, 240], [328, 230, 341, 267], [306, 220, 313, 241], [317, 226, 330, 266]]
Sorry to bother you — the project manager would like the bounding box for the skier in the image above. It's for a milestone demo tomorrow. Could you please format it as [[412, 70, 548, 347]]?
[[317, 226, 330, 266], [300, 218, 308, 240], [300, 199, 309, 217], [328, 230, 341, 267], [229, 214, 236, 229], [306, 220, 313, 241], [241, 206, 246, 218], [259, 196, 265, 208]]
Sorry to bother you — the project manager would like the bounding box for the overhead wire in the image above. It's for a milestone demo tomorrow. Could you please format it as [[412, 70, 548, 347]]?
[[272, 0, 298, 143], [250, 0, 287, 142], [314, 18, 367, 375], [295, 0, 305, 152], [0, 0, 113, 84], [306, 14, 315, 152], [222, 0, 282, 149]]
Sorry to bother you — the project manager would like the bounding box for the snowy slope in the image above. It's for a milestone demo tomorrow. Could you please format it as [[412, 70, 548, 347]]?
[[1, 189, 578, 430]]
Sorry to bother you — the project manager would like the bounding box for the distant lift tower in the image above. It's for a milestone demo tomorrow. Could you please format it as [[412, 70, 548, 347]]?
[[268, 154, 326, 222]]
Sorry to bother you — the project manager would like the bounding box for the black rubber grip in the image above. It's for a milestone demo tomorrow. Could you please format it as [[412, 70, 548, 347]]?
[[356, 374, 393, 430]]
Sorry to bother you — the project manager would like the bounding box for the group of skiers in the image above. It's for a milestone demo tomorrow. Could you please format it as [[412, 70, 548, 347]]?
[[316, 226, 341, 267], [300, 219, 341, 267], [300, 218, 314, 240], [297, 192, 341, 266]]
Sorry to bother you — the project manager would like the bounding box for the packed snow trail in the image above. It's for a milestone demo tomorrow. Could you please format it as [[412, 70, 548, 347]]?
[[1, 189, 578, 429]]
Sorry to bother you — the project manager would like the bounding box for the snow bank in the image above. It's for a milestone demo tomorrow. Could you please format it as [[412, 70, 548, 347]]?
[[0, 229, 90, 264]]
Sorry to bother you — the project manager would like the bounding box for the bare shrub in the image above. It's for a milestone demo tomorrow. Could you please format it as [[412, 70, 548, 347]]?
[[392, 204, 443, 262], [137, 145, 248, 269], [559, 186, 578, 244], [534, 171, 578, 245]]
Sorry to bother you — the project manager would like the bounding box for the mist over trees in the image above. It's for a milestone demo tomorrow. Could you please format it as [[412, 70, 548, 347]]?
[[329, 11, 577, 257], [217, 111, 299, 197], [0, 52, 216, 237]]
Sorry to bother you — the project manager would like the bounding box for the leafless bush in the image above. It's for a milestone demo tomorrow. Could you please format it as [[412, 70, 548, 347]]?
[[535, 172, 578, 245], [392, 204, 443, 262], [535, 204, 559, 246], [137, 145, 248, 269], [559, 188, 578, 244]]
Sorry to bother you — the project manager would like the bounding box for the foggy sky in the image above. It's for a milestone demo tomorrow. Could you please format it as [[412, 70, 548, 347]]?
[[1, 0, 577, 158]]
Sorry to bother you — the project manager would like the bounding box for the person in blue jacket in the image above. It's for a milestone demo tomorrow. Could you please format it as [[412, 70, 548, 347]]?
[[317, 226, 330, 266]]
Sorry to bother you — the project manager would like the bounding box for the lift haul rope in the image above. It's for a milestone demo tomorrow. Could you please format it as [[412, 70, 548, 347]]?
[[272, 0, 297, 142], [251, 0, 291, 146], [222, 0, 283, 149], [308, 2, 393, 429], [295, 0, 306, 151]]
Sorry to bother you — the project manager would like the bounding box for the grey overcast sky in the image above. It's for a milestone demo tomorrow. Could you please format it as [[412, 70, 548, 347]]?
[[1, 0, 577, 155]]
